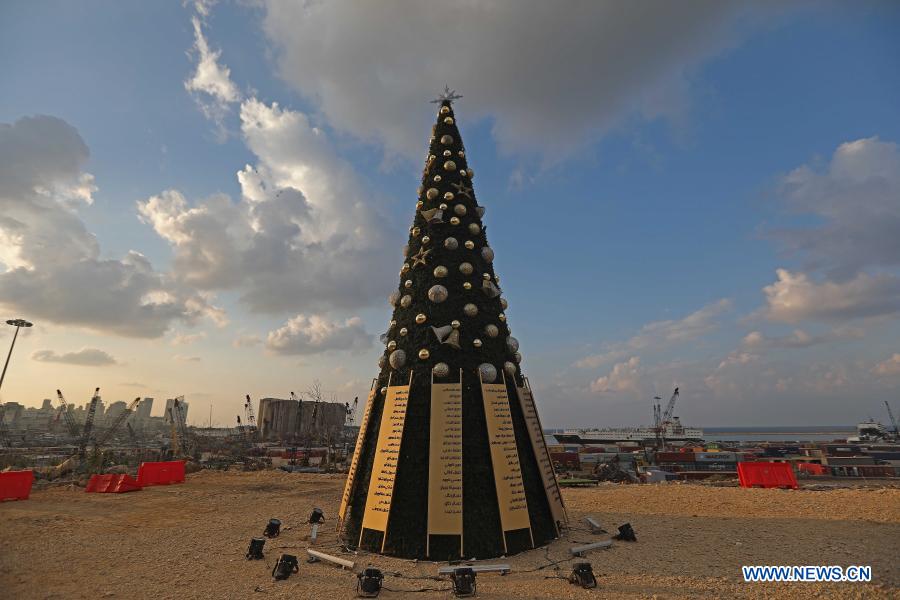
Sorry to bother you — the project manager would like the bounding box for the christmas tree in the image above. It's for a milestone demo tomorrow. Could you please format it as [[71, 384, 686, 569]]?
[[338, 89, 566, 560]]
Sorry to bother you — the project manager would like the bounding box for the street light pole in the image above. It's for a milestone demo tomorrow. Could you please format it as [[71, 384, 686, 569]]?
[[0, 318, 33, 392]]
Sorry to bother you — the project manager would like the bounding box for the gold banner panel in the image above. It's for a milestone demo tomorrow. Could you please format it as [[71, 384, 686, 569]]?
[[481, 382, 531, 534], [338, 387, 377, 526], [427, 382, 463, 538], [516, 386, 567, 526], [361, 385, 410, 536]]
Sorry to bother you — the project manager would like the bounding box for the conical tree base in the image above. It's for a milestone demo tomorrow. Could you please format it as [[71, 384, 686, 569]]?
[[338, 95, 566, 559]]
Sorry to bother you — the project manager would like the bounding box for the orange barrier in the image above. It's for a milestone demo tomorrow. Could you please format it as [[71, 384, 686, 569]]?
[[797, 463, 827, 476], [85, 474, 143, 493], [0, 470, 34, 501], [137, 460, 185, 486], [737, 462, 798, 489]]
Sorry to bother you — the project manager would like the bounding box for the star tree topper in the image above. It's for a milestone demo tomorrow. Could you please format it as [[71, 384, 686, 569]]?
[[430, 85, 463, 105]]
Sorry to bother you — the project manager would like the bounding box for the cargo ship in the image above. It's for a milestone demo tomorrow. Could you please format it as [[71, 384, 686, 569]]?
[[554, 388, 703, 445], [554, 417, 704, 445]]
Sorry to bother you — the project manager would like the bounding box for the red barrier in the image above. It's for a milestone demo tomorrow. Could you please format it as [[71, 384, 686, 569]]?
[[0, 470, 34, 501], [798, 463, 827, 476], [85, 474, 143, 493], [737, 462, 798, 489], [137, 460, 185, 486]]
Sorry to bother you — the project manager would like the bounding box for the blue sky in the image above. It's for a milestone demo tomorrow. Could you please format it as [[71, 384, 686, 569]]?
[[1, 1, 898, 427]]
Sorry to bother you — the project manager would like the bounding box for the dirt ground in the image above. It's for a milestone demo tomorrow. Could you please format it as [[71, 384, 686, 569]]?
[[1, 471, 898, 599]]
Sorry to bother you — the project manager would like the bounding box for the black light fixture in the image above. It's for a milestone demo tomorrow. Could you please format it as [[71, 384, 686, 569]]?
[[264, 518, 282, 538], [357, 568, 383, 598], [450, 567, 476, 597], [272, 554, 300, 580], [569, 562, 597, 589], [246, 537, 265, 560], [613, 523, 637, 542]]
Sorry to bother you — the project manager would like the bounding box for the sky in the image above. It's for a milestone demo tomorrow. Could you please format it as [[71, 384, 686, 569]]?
[[1, 1, 898, 428]]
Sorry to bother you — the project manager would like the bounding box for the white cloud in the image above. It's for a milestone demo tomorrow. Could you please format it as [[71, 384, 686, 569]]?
[[260, 0, 775, 163], [873, 353, 900, 377], [576, 299, 731, 368], [184, 14, 240, 133], [741, 327, 863, 349], [0, 115, 224, 338], [233, 334, 262, 348], [266, 314, 372, 355], [139, 99, 394, 314], [761, 269, 900, 323], [590, 356, 642, 394], [31, 348, 118, 366], [171, 331, 207, 346], [173, 355, 202, 363], [775, 137, 900, 279]]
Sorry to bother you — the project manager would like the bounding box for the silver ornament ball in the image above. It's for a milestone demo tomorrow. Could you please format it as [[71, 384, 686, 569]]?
[[444, 237, 459, 250], [433, 362, 450, 377], [478, 363, 498, 383], [463, 303, 478, 317], [506, 336, 520, 353], [481, 247, 494, 263], [389, 349, 406, 369], [428, 284, 449, 303]]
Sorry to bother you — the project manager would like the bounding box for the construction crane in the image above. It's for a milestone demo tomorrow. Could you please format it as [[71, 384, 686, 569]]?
[[93, 398, 140, 450], [885, 401, 899, 438], [171, 397, 191, 456], [55, 389, 82, 439], [652, 396, 663, 450], [244, 394, 257, 430], [0, 405, 10, 447], [662, 387, 680, 424], [78, 388, 101, 458]]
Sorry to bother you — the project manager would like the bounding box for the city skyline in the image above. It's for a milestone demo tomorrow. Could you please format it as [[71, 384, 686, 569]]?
[[1, 1, 899, 427]]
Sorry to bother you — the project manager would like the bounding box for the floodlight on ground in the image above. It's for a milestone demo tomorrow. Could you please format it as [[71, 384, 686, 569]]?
[[613, 523, 637, 542], [272, 554, 299, 580], [357, 568, 383, 598], [264, 518, 281, 538], [450, 567, 476, 597], [569, 540, 613, 556], [246, 537, 265, 560], [569, 562, 598, 589]]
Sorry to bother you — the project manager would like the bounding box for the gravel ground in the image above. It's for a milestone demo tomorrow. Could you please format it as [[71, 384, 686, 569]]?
[[1, 471, 897, 599]]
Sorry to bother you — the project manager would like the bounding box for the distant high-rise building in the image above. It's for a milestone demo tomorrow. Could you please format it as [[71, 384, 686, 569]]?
[[135, 398, 154, 421], [105, 401, 127, 423], [164, 398, 189, 425], [41, 398, 53, 411]]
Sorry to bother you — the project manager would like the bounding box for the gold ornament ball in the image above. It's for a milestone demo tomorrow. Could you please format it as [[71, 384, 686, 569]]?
[[498, 312, 506, 322], [454, 204, 467, 216], [444, 116, 454, 125], [422, 236, 430, 245], [401, 263, 410, 273], [390, 319, 397, 328], [399, 327, 408, 336], [426, 188, 439, 200], [482, 272, 491, 280], [440, 106, 450, 115], [495, 275, 501, 284], [434, 174, 442, 182], [443, 150, 452, 157], [464, 240, 475, 249], [440, 134, 454, 145], [415, 313, 427, 324], [404, 280, 413, 288], [444, 191, 455, 200], [443, 160, 457, 171], [463, 282, 472, 290], [473, 338, 482, 348], [416, 200, 424, 210], [467, 168, 474, 178], [500, 298, 508, 310], [412, 226, 421, 237], [468, 223, 481, 235], [380, 386, 388, 395], [451, 320, 461, 329], [387, 340, 397, 351], [434, 265, 448, 278], [439, 203, 448, 210], [458, 150, 465, 157], [450, 216, 461, 226], [418, 349, 430, 360], [429, 154, 436, 161]]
